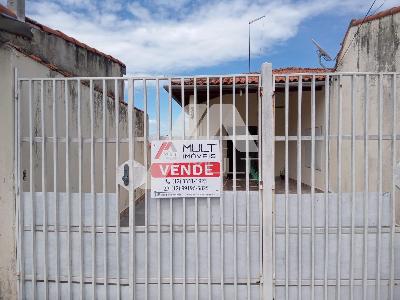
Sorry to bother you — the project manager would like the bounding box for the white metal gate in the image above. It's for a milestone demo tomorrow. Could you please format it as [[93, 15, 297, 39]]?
[[15, 64, 400, 300], [269, 66, 400, 300], [15, 72, 266, 299]]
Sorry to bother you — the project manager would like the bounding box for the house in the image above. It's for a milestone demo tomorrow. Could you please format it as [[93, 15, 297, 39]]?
[[168, 5, 400, 205], [0, 2, 144, 297]]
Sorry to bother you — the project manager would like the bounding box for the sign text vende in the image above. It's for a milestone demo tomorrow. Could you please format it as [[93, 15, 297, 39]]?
[[151, 140, 221, 198]]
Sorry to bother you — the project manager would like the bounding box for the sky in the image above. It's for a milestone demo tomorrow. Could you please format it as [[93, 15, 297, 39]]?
[[2, 0, 399, 76]]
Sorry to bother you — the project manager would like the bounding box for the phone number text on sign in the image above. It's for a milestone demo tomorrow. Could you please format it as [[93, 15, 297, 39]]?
[[150, 140, 221, 198]]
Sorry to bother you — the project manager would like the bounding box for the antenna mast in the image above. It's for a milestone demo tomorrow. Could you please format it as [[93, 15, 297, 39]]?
[[248, 15, 265, 72]]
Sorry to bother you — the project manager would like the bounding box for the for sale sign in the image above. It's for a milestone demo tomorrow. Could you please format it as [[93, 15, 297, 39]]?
[[150, 140, 221, 198]]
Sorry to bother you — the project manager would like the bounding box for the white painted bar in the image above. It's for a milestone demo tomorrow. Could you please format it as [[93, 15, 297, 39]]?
[[284, 76, 289, 300], [323, 75, 330, 300], [89, 79, 96, 300], [114, 79, 121, 299], [376, 74, 383, 300], [40, 80, 48, 300], [77, 79, 84, 300], [28, 80, 36, 300], [102, 79, 108, 299], [297, 76, 303, 300], [311, 75, 316, 300], [219, 76, 225, 300], [363, 75, 369, 300], [389, 74, 397, 300]]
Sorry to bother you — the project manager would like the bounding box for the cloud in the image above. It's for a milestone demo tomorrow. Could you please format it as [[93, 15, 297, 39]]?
[[21, 0, 395, 74]]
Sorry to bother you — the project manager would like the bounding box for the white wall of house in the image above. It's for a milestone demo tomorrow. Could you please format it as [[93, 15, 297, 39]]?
[[275, 86, 327, 191], [186, 90, 259, 177]]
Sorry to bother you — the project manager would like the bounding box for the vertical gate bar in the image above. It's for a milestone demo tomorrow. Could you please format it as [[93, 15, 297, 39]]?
[[389, 74, 397, 300], [114, 79, 121, 299], [376, 74, 383, 300], [245, 75, 250, 300], [362, 75, 369, 300], [284, 76, 289, 300], [323, 75, 330, 300], [128, 79, 136, 299], [311, 75, 316, 300], [258, 75, 263, 300], [219, 77, 224, 300], [297, 76, 303, 300], [272, 76, 276, 297], [102, 79, 108, 298], [336, 75, 342, 300], [77, 79, 84, 300], [169, 78, 174, 300], [65, 79, 72, 299], [181, 77, 186, 300], [156, 78, 161, 300], [16, 74, 24, 299], [207, 77, 212, 300], [261, 62, 274, 300], [40, 79, 48, 300], [52, 79, 60, 299], [232, 76, 238, 300], [90, 79, 97, 300], [194, 76, 199, 300], [144, 78, 149, 300], [350, 75, 356, 300], [28, 80, 36, 300]]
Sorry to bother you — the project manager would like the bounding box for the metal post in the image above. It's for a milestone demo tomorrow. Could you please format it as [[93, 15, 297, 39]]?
[[261, 62, 274, 300]]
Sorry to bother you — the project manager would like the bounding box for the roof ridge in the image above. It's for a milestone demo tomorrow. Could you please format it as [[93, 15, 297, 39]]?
[[0, 4, 125, 67]]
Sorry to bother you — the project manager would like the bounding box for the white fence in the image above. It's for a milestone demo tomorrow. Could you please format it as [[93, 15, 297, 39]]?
[[15, 66, 400, 300], [20, 191, 262, 299], [271, 70, 400, 300], [275, 193, 400, 300]]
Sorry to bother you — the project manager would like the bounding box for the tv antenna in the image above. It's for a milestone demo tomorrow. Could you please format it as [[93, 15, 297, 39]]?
[[311, 39, 333, 68], [248, 15, 265, 72]]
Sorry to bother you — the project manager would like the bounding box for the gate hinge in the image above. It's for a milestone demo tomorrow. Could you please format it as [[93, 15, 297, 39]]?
[[259, 180, 263, 190]]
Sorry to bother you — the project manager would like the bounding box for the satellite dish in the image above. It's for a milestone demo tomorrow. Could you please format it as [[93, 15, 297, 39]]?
[[312, 39, 333, 68]]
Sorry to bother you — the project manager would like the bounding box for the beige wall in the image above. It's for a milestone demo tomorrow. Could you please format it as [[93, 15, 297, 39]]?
[[0, 45, 141, 298], [333, 13, 400, 202], [18, 78, 144, 210], [0, 45, 19, 300], [274, 86, 326, 190], [185, 90, 259, 176]]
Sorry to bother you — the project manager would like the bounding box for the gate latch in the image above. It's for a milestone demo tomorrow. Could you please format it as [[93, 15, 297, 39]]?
[[122, 164, 129, 186]]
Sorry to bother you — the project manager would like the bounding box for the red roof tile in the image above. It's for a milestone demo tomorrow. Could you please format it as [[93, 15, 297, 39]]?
[[0, 4, 125, 67], [171, 67, 330, 87], [336, 5, 400, 69], [273, 67, 331, 83], [351, 5, 400, 26]]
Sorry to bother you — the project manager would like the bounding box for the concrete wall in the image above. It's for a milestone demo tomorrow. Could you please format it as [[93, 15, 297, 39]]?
[[0, 44, 138, 299], [332, 13, 400, 223], [336, 13, 400, 72], [0, 24, 125, 78]]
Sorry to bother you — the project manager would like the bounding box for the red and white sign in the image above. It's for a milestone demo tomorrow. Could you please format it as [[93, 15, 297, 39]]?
[[151, 140, 221, 198]]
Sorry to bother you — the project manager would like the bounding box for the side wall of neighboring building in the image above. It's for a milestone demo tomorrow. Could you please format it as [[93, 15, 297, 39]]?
[[0, 45, 140, 299], [334, 13, 400, 223]]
